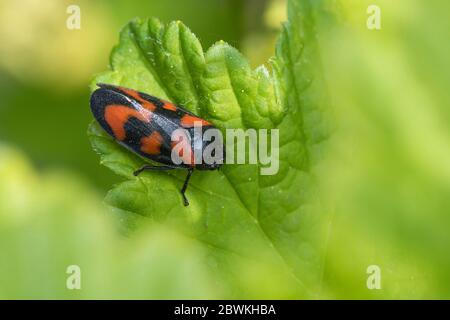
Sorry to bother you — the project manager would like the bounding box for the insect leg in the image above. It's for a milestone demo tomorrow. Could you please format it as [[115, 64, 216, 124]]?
[[180, 169, 194, 206], [133, 165, 176, 176]]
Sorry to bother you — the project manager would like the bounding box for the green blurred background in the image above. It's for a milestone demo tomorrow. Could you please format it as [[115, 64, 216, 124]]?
[[1, 0, 450, 299]]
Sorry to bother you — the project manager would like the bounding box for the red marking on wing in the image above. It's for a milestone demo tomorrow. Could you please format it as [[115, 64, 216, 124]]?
[[162, 102, 177, 112], [104, 104, 151, 141], [118, 87, 157, 111], [180, 114, 211, 127], [140, 131, 163, 155]]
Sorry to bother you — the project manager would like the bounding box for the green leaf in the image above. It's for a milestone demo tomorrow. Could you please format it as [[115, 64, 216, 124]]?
[[89, 0, 331, 297]]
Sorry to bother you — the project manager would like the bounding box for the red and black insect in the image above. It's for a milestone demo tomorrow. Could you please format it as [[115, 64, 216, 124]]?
[[90, 83, 225, 206]]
